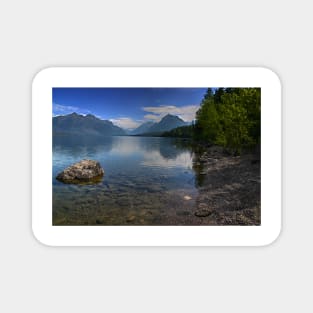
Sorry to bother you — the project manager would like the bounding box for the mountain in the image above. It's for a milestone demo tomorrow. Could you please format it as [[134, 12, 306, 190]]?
[[53, 113, 126, 136], [130, 121, 155, 135], [147, 114, 187, 133]]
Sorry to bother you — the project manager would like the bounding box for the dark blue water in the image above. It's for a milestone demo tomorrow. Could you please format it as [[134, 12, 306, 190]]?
[[53, 136, 199, 225]]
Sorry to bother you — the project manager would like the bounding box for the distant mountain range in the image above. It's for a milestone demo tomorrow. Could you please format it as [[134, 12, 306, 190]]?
[[130, 121, 155, 135], [131, 114, 188, 135], [53, 113, 188, 137], [53, 113, 126, 136]]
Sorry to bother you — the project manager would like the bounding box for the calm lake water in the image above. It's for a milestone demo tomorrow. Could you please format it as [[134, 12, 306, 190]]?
[[53, 136, 201, 225]]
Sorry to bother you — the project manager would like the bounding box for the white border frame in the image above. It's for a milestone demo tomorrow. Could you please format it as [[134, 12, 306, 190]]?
[[32, 67, 281, 246]]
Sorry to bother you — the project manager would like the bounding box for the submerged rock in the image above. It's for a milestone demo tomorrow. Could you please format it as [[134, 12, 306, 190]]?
[[195, 204, 213, 217], [195, 209, 213, 217], [56, 159, 104, 184]]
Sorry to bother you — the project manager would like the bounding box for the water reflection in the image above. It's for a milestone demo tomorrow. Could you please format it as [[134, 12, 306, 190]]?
[[53, 136, 195, 180], [53, 134, 114, 149], [54, 136, 192, 168], [53, 135, 205, 184], [142, 150, 192, 168], [108, 136, 189, 160], [52, 135, 205, 225], [192, 153, 206, 187]]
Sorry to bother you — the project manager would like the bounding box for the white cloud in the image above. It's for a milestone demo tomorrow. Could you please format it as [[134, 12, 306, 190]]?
[[53, 104, 78, 115], [141, 150, 193, 168], [52, 103, 91, 116], [110, 117, 141, 130], [142, 104, 199, 122], [143, 114, 161, 121]]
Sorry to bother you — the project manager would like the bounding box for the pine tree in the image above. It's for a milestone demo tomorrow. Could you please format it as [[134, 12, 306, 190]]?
[[194, 87, 261, 154]]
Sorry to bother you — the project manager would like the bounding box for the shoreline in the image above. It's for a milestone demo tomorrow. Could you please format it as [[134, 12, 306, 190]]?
[[53, 138, 261, 226], [191, 145, 261, 225]]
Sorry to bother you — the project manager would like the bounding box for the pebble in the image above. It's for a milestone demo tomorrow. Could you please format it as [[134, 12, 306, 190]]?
[[126, 216, 136, 223], [198, 203, 208, 210], [195, 208, 213, 217]]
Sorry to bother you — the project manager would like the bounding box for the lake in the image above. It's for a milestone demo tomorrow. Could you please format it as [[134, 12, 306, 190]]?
[[53, 135, 202, 225]]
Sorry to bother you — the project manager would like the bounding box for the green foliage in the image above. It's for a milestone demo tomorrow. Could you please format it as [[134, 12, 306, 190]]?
[[162, 125, 194, 138], [194, 87, 261, 154]]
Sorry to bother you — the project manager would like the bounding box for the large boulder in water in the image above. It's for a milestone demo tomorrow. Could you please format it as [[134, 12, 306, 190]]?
[[56, 159, 104, 184]]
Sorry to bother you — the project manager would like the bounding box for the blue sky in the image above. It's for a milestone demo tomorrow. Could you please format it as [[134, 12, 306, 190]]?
[[53, 88, 207, 129]]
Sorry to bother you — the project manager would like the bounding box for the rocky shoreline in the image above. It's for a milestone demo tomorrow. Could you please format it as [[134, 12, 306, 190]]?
[[53, 145, 260, 226], [192, 145, 261, 225]]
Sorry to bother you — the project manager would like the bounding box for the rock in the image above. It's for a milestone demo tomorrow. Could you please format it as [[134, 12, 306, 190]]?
[[126, 216, 136, 223], [198, 203, 209, 210], [195, 205, 213, 217], [56, 159, 104, 184], [184, 195, 192, 200]]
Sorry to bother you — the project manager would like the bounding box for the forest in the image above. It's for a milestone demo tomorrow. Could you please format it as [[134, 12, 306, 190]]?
[[163, 88, 261, 155]]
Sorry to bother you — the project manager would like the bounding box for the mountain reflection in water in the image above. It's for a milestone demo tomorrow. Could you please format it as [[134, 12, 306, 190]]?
[[53, 135, 199, 225]]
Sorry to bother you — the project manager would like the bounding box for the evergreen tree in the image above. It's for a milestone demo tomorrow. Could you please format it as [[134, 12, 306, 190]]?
[[194, 87, 261, 154]]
